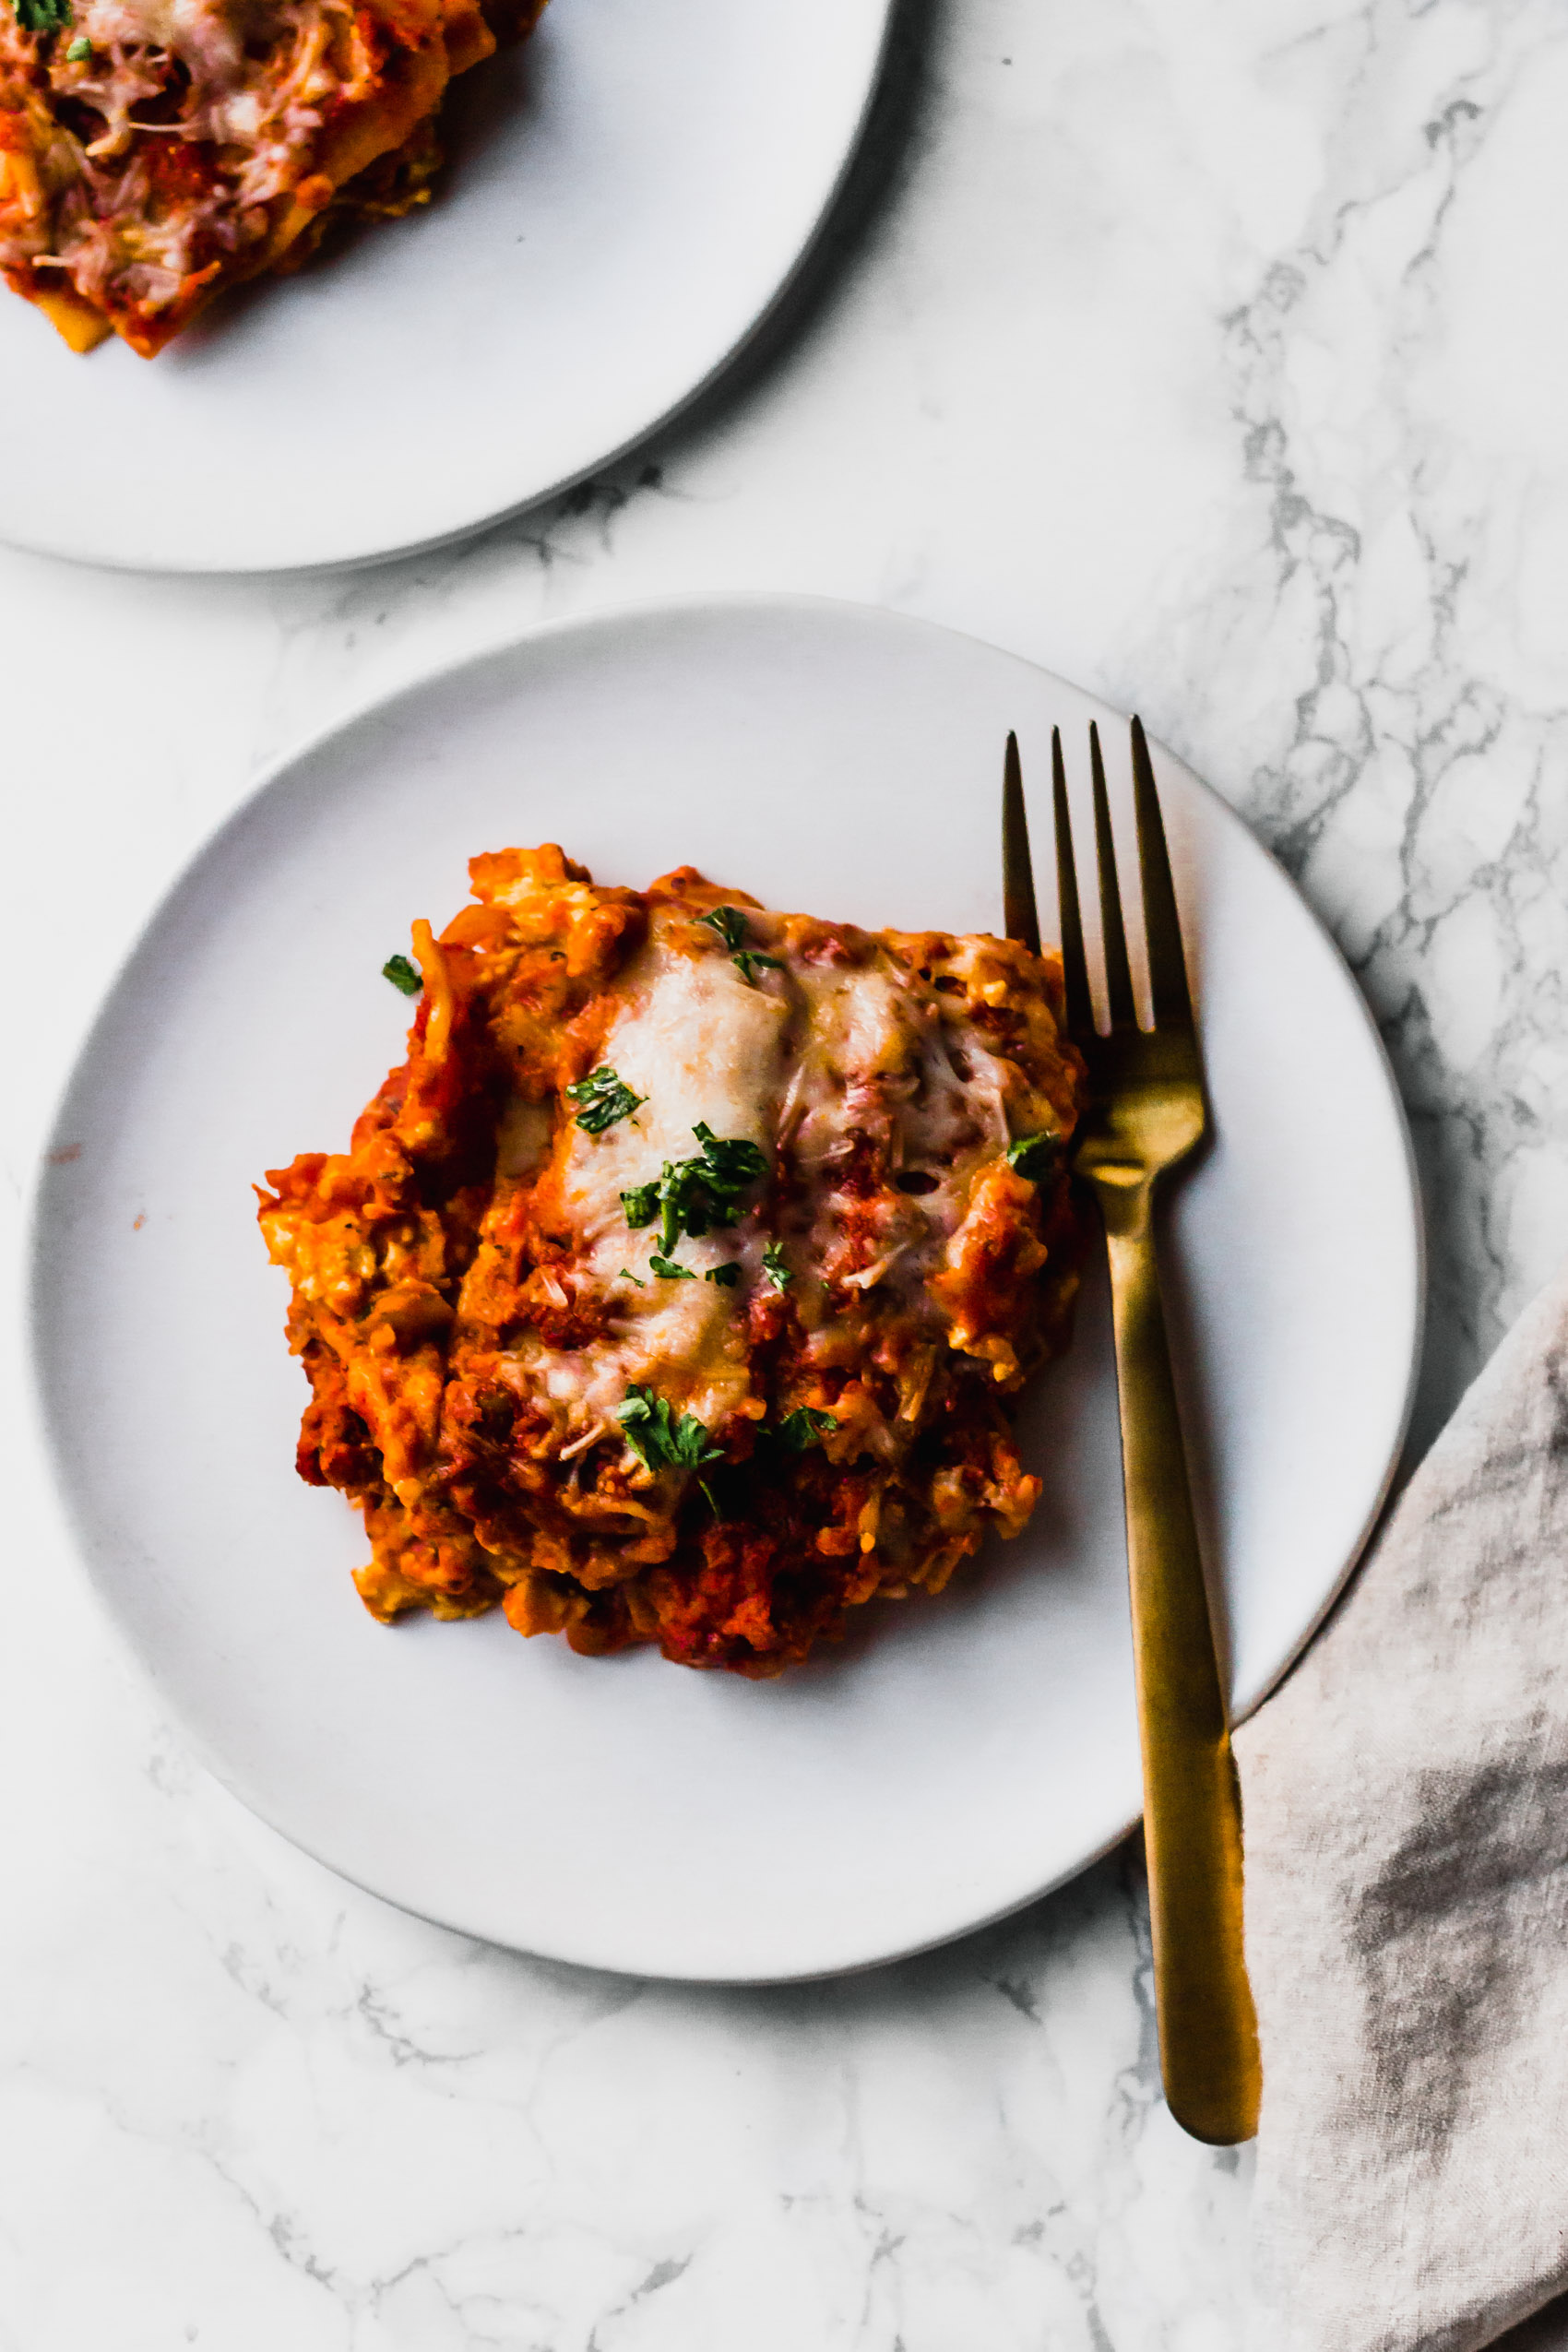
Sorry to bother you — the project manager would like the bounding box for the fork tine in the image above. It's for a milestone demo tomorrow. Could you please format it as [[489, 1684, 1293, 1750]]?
[[1051, 728, 1095, 1043], [1089, 722, 1137, 1030], [1001, 731, 1041, 955], [1131, 717, 1193, 1030]]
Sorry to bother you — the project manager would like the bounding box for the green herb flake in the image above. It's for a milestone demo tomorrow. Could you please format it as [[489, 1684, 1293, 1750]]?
[[14, 0, 72, 32], [621, 1122, 770, 1253], [778, 1406, 837, 1452], [649, 1253, 696, 1282], [705, 1262, 742, 1288], [691, 1121, 768, 1194], [565, 1064, 645, 1134], [1004, 1132, 1059, 1182], [65, 31, 90, 53], [733, 950, 786, 987], [762, 1241, 791, 1289], [382, 952, 422, 997], [696, 903, 785, 989], [615, 1384, 670, 1470], [617, 1266, 646, 1288], [615, 1383, 723, 1478], [669, 1417, 724, 1471], [696, 905, 749, 954], [621, 1181, 659, 1228]]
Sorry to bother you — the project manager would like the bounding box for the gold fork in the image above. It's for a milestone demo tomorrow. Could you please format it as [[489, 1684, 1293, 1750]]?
[[1003, 720, 1261, 2146]]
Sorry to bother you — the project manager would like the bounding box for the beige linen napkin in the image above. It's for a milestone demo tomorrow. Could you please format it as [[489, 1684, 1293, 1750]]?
[[1236, 1266, 1568, 2352]]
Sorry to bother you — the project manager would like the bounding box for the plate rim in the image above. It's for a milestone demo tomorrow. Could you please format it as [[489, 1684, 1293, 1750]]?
[[24, 592, 1426, 1980], [0, 0, 899, 577]]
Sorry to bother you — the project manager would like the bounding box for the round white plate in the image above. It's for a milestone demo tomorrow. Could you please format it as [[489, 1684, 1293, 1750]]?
[[30, 599, 1422, 1982], [0, 0, 892, 574]]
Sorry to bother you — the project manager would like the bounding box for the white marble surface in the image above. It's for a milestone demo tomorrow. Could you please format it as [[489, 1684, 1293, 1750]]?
[[7, 0, 1568, 2344]]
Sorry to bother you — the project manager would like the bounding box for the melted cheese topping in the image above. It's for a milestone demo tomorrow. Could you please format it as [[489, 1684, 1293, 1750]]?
[[481, 899, 1074, 1461], [70, 0, 349, 186], [507, 920, 791, 1437], [787, 955, 1013, 1318]]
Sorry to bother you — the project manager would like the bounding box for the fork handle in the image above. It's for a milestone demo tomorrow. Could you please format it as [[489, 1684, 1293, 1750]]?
[[1097, 1175, 1261, 2146]]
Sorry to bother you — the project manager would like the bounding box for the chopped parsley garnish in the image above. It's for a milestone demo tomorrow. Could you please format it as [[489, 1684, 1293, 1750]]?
[[778, 1407, 837, 1451], [621, 1180, 659, 1228], [696, 905, 748, 953], [65, 31, 89, 53], [697, 903, 785, 989], [706, 1262, 742, 1287], [762, 1241, 791, 1289], [648, 1253, 695, 1282], [621, 1122, 769, 1253], [382, 952, 422, 997], [617, 1267, 645, 1288], [615, 1384, 723, 1478], [565, 1064, 645, 1134], [14, 0, 71, 31], [690, 1121, 769, 1201], [1005, 1133, 1059, 1181]]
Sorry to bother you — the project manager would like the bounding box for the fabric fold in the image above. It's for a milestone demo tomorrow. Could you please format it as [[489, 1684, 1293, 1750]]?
[[1237, 1265, 1568, 2352]]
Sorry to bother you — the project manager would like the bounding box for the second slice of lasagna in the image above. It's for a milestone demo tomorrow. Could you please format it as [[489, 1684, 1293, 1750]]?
[[259, 848, 1087, 1676], [0, 0, 543, 354]]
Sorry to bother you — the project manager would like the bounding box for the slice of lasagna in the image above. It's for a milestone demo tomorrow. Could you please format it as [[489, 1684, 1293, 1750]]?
[[0, 0, 544, 355], [258, 847, 1087, 1677]]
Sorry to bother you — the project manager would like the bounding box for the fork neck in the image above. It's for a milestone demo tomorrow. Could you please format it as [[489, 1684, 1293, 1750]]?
[[1083, 1166, 1157, 1242]]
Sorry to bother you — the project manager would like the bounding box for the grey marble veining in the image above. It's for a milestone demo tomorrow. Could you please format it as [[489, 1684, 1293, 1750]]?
[[6, 1, 1567, 2344], [1131, 0, 1568, 1462]]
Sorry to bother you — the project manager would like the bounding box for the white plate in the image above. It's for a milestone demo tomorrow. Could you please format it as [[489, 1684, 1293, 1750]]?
[[30, 599, 1422, 1982], [0, 0, 892, 574]]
